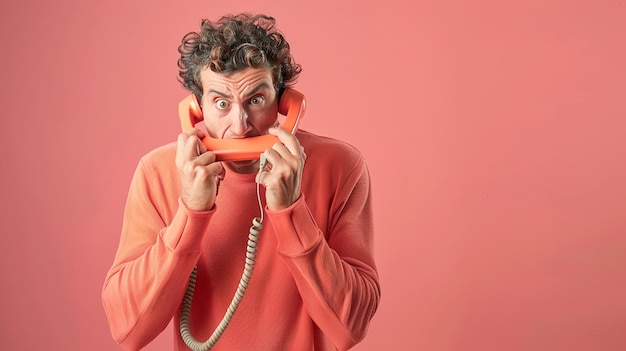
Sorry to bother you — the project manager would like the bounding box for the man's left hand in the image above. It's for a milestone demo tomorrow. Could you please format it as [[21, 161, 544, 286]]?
[[256, 127, 306, 211]]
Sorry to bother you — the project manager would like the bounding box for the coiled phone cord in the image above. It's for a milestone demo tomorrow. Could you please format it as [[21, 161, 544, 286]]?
[[179, 157, 266, 351]]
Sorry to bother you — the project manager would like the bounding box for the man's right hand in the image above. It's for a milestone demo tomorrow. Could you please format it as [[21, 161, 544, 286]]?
[[175, 129, 224, 211]]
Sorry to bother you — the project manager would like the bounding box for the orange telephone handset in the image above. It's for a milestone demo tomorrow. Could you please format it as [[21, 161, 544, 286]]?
[[178, 88, 306, 162]]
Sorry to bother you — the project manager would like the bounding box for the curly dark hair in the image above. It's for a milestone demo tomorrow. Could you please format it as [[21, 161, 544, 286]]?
[[177, 13, 302, 99]]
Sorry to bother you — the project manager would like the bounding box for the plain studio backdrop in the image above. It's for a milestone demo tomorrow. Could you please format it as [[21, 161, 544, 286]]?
[[1, 0, 624, 350]]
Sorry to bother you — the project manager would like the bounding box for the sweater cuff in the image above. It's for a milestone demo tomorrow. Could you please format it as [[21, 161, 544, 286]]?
[[267, 195, 322, 255], [162, 198, 214, 253]]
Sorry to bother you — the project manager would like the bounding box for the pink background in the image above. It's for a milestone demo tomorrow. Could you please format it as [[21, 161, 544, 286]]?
[[1, 0, 625, 350]]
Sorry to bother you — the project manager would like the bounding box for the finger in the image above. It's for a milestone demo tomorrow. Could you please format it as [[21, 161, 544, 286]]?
[[186, 128, 210, 154], [255, 164, 273, 187], [205, 161, 224, 178], [196, 136, 208, 154], [182, 133, 209, 160], [184, 127, 206, 139], [271, 141, 292, 160], [269, 127, 302, 156], [176, 132, 191, 166], [179, 128, 207, 153], [194, 150, 218, 166], [261, 148, 281, 171], [300, 145, 307, 161]]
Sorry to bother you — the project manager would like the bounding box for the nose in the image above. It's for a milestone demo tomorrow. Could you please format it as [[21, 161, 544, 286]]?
[[229, 104, 252, 137]]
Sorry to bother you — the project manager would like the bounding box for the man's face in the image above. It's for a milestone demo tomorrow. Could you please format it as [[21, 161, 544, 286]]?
[[199, 66, 279, 141]]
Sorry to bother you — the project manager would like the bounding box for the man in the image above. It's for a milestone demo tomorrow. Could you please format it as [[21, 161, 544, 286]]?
[[102, 13, 380, 351]]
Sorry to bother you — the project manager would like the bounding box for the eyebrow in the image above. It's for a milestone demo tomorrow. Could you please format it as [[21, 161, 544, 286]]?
[[245, 82, 272, 98], [206, 82, 272, 99], [206, 88, 232, 98]]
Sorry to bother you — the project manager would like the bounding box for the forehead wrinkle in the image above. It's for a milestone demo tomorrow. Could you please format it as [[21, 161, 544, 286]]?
[[241, 81, 272, 99], [202, 68, 273, 99], [230, 74, 272, 97], [206, 87, 232, 98]]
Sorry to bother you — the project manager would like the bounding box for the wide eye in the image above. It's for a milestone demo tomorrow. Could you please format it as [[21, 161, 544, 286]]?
[[216, 99, 230, 110], [250, 96, 264, 105]]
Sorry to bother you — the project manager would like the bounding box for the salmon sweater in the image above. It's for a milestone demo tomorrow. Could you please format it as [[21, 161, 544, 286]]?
[[102, 130, 380, 351]]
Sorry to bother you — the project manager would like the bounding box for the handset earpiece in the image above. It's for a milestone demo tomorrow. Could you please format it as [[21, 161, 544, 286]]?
[[178, 94, 204, 132], [189, 94, 203, 120]]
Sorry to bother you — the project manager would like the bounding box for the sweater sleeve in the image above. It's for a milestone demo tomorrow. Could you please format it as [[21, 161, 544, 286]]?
[[267, 156, 380, 351], [102, 158, 213, 351]]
